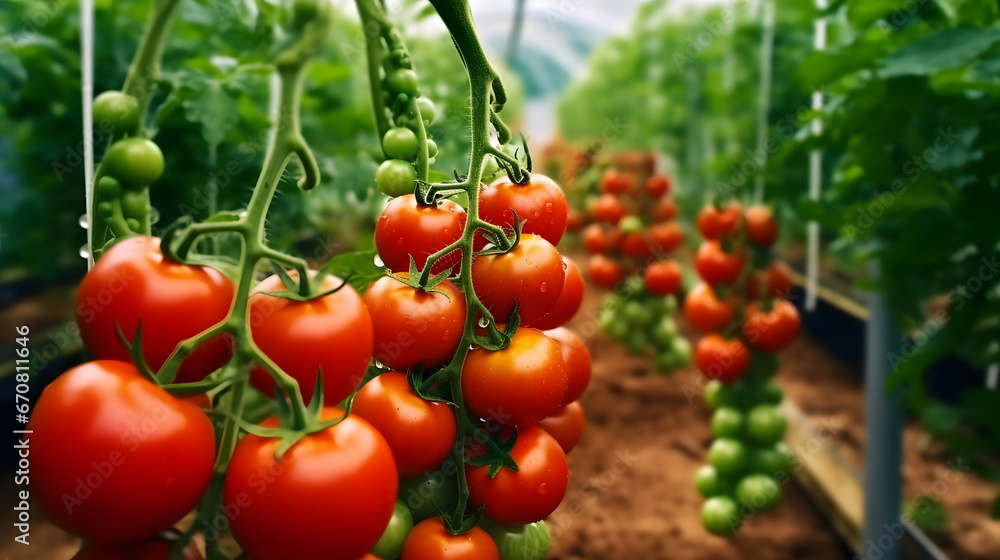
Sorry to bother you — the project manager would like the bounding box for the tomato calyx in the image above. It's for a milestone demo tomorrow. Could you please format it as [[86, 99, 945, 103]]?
[[466, 428, 522, 479], [390, 258, 457, 295]]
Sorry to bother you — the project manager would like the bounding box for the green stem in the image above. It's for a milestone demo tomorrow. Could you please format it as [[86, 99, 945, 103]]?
[[357, 0, 392, 139]]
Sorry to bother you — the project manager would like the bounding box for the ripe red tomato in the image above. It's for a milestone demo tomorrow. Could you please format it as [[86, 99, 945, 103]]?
[[30, 361, 215, 543], [592, 193, 627, 224], [587, 254, 624, 289], [645, 175, 671, 198], [352, 371, 456, 476], [249, 273, 373, 406], [618, 231, 652, 258], [744, 205, 779, 248], [600, 169, 634, 195], [76, 236, 234, 383], [654, 197, 678, 222], [479, 174, 568, 246], [225, 408, 398, 560], [767, 261, 795, 298], [538, 400, 585, 453], [363, 274, 465, 371], [466, 425, 568, 524], [644, 261, 682, 296], [565, 208, 584, 232], [401, 517, 499, 560], [742, 300, 801, 352], [544, 326, 592, 404], [463, 328, 568, 427], [696, 202, 742, 239], [684, 283, 735, 333], [375, 194, 466, 274], [647, 222, 684, 254], [694, 241, 746, 285], [583, 224, 611, 253], [533, 257, 585, 330], [71, 538, 203, 560], [695, 335, 750, 382], [471, 234, 565, 327]]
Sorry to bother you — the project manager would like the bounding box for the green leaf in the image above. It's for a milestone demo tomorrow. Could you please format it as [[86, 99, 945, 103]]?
[[881, 27, 1000, 78], [908, 496, 950, 532], [0, 49, 27, 104], [318, 250, 386, 295], [846, 0, 898, 29]]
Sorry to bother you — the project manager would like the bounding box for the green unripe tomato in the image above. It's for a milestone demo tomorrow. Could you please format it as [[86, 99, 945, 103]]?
[[701, 496, 742, 536], [621, 301, 653, 326], [426, 138, 438, 158], [711, 407, 744, 438], [693, 465, 728, 498], [749, 444, 795, 476], [120, 189, 149, 222], [603, 316, 629, 341], [735, 474, 782, 511], [708, 438, 747, 476], [619, 215, 643, 234], [671, 336, 692, 365], [760, 380, 784, 405], [703, 380, 740, 410], [625, 331, 648, 356], [398, 471, 459, 522], [382, 127, 419, 159], [480, 519, 551, 560], [415, 96, 436, 124], [662, 295, 678, 315], [371, 500, 413, 560], [93, 91, 140, 134], [96, 176, 122, 199], [650, 317, 677, 347], [746, 405, 787, 446], [102, 137, 164, 187], [386, 68, 419, 97], [376, 159, 417, 197]]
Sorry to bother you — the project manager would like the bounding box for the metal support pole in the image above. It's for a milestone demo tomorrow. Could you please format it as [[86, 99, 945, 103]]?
[[862, 260, 903, 560]]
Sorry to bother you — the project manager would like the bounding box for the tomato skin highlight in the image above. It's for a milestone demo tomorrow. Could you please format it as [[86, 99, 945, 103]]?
[[376, 194, 467, 275], [76, 236, 235, 383], [694, 240, 746, 285], [463, 328, 568, 427], [744, 205, 779, 248], [544, 326, 592, 404], [466, 425, 569, 524], [249, 273, 373, 406], [532, 256, 585, 330], [537, 400, 585, 453], [353, 371, 457, 476], [30, 360, 216, 543], [683, 283, 735, 333], [479, 174, 569, 246], [643, 261, 682, 296], [695, 334, 750, 383], [401, 517, 499, 560], [471, 234, 565, 327], [225, 408, 398, 560], [586, 254, 623, 289], [742, 300, 801, 352], [363, 274, 466, 371]]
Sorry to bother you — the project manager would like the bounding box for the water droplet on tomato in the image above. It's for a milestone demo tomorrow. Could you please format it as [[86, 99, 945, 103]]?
[[539, 282, 548, 293], [538, 483, 549, 494], [374, 255, 384, 267], [545, 202, 553, 213], [374, 360, 385, 368], [525, 258, 533, 265], [478, 316, 490, 328]]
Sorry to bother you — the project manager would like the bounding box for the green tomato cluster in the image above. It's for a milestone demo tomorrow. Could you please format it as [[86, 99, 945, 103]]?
[[375, 68, 441, 198], [596, 278, 692, 373], [696, 370, 792, 536]]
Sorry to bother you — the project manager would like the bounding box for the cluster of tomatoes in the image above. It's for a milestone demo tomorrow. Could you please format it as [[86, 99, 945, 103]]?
[[581, 166, 691, 371], [682, 201, 801, 536], [30, 169, 590, 560]]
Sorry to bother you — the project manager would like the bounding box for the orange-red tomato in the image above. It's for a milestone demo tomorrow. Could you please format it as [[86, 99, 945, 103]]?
[[654, 197, 678, 221], [644, 175, 671, 198], [375, 194, 466, 275], [617, 231, 652, 258], [587, 254, 624, 289], [696, 202, 742, 240], [544, 326, 592, 404], [75, 236, 234, 384], [479, 174, 569, 246], [744, 205, 779, 248], [767, 261, 795, 298], [695, 334, 750, 382], [225, 408, 397, 560], [71, 538, 203, 560], [30, 361, 216, 543], [352, 372, 457, 476], [462, 328, 568, 427], [249, 273, 373, 406], [538, 400, 585, 453], [593, 193, 627, 224], [742, 300, 801, 352], [647, 222, 684, 254], [533, 257, 586, 330], [601, 169, 634, 195], [363, 274, 466, 371], [583, 224, 611, 254], [566, 207, 584, 232], [644, 261, 682, 296], [471, 234, 565, 327], [401, 517, 499, 560], [694, 241, 746, 285], [466, 425, 569, 524], [684, 283, 735, 333]]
